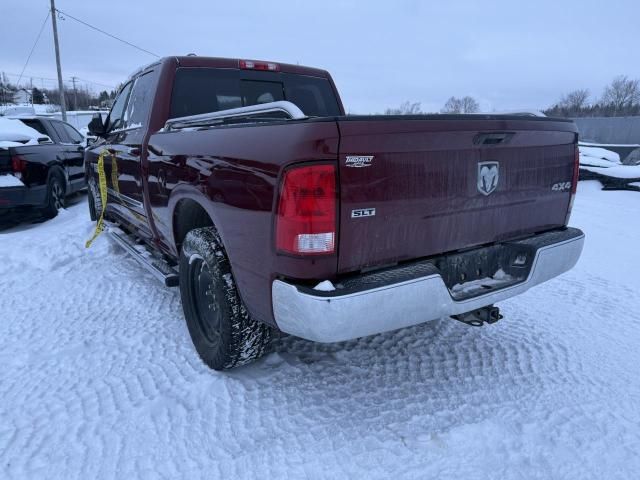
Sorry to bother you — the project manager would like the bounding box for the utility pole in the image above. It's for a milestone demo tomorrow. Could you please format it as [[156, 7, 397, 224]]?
[[50, 0, 67, 121], [71, 76, 78, 110]]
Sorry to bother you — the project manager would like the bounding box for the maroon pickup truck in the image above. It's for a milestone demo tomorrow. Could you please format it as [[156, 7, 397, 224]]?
[[85, 56, 584, 370]]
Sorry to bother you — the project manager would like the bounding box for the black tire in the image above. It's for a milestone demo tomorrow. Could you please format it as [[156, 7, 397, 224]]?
[[87, 183, 98, 221], [179, 227, 271, 370], [43, 172, 65, 219]]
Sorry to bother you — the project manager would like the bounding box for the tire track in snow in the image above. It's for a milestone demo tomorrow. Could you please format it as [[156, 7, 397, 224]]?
[[1, 190, 640, 479]]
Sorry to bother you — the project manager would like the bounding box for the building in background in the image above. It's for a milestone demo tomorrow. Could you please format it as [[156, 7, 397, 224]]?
[[573, 117, 640, 165]]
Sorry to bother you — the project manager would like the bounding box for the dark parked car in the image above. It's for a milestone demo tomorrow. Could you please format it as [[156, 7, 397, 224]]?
[[86, 56, 584, 370], [0, 116, 87, 218]]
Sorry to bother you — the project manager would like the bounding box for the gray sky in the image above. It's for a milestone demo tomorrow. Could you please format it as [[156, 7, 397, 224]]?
[[3, 0, 640, 113]]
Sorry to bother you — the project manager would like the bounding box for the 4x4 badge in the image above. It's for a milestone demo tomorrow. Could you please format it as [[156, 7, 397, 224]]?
[[477, 161, 499, 196]]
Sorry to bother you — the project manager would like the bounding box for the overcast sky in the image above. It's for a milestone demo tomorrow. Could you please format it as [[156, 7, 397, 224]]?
[[3, 0, 640, 113]]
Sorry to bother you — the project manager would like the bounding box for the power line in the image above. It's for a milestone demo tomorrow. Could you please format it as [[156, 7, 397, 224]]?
[[4, 72, 59, 83], [3, 72, 117, 90], [73, 76, 117, 89], [55, 8, 160, 58], [16, 11, 51, 86]]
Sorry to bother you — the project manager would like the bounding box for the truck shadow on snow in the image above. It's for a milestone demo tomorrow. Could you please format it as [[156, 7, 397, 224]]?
[[0, 192, 87, 233]]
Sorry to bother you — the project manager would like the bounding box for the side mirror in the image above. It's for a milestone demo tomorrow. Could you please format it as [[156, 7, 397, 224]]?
[[87, 114, 106, 137]]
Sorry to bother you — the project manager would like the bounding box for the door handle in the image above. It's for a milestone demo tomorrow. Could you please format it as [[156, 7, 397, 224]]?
[[473, 132, 514, 146]]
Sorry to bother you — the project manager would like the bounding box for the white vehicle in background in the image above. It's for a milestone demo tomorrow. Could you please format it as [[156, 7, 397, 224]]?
[[47, 110, 108, 138], [1, 107, 108, 141]]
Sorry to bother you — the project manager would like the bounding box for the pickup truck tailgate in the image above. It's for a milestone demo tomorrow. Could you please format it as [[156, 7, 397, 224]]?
[[337, 116, 577, 273]]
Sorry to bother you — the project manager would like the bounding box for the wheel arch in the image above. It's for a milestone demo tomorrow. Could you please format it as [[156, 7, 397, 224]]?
[[171, 197, 216, 255], [46, 163, 68, 193], [167, 187, 263, 327]]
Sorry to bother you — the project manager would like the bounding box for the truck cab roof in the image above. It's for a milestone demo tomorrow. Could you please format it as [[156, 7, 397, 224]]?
[[126, 56, 332, 85]]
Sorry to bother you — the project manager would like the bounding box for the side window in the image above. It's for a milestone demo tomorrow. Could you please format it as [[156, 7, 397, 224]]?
[[50, 121, 72, 143], [19, 119, 48, 136], [62, 123, 84, 144], [123, 71, 157, 129], [170, 68, 242, 119], [106, 81, 133, 132]]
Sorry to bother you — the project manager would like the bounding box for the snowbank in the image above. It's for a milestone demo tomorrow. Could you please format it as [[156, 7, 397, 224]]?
[[0, 117, 50, 146], [0, 103, 60, 116], [579, 145, 620, 167]]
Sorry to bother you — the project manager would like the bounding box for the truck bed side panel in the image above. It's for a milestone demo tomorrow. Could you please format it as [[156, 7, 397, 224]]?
[[146, 120, 339, 326]]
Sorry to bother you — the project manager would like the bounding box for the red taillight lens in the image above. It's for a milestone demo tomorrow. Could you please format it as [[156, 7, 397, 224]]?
[[239, 59, 280, 71], [565, 143, 580, 224], [11, 155, 27, 173], [11, 155, 28, 179], [571, 143, 579, 194], [276, 164, 337, 255]]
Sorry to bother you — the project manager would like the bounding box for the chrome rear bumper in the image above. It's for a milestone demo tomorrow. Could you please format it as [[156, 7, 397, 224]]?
[[272, 228, 585, 343]]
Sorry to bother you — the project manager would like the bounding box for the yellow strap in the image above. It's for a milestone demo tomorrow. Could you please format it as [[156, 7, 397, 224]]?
[[111, 151, 120, 196], [85, 149, 109, 248]]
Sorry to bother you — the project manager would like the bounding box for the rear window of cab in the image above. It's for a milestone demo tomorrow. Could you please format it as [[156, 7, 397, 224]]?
[[169, 67, 341, 119]]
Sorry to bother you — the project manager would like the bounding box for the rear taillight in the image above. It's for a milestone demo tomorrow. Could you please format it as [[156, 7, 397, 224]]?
[[11, 155, 27, 180], [239, 59, 280, 71], [276, 164, 337, 255], [565, 143, 580, 224], [571, 143, 579, 194]]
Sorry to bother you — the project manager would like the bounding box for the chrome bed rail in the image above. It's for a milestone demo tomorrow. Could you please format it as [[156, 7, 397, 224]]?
[[163, 101, 306, 131]]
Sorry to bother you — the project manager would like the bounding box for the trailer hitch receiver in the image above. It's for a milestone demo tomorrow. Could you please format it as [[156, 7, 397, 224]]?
[[450, 305, 503, 327]]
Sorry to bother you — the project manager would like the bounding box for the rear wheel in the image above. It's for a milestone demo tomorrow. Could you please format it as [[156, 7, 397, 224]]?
[[179, 227, 271, 370], [87, 182, 98, 221], [43, 173, 65, 218]]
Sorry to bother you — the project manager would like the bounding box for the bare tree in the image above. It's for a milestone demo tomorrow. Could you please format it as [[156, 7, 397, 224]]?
[[601, 75, 640, 114], [384, 101, 422, 115], [461, 96, 480, 113], [441, 96, 479, 114], [559, 89, 590, 112]]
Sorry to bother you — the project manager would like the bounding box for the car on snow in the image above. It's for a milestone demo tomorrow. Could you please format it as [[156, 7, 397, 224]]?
[[0, 116, 88, 220]]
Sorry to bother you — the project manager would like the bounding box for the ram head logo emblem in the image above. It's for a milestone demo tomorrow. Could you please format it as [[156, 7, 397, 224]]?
[[477, 161, 499, 196]]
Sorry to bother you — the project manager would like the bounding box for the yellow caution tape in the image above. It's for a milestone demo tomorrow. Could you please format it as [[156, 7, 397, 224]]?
[[111, 150, 120, 196], [85, 149, 109, 248]]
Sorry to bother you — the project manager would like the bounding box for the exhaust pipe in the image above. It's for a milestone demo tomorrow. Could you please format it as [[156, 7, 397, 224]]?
[[451, 305, 503, 327]]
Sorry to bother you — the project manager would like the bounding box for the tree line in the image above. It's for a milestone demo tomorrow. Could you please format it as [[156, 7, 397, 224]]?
[[544, 76, 640, 117], [384, 75, 640, 118], [0, 72, 117, 111], [383, 96, 480, 115]]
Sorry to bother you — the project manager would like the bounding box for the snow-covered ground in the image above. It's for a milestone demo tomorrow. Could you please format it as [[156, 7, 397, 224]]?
[[0, 103, 60, 116], [1, 182, 639, 479]]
